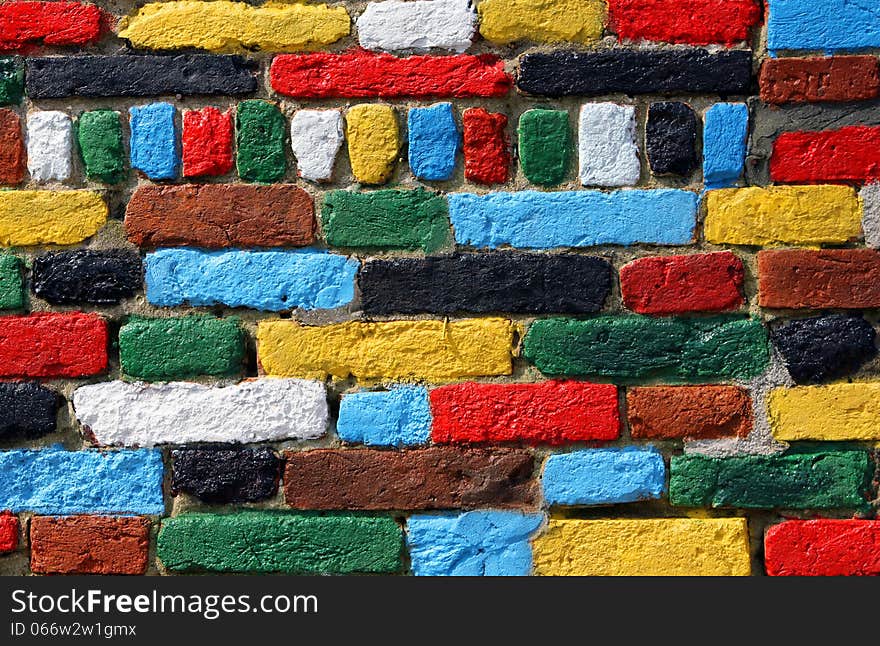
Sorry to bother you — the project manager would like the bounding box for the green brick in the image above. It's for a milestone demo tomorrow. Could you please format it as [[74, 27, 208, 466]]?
[[518, 109, 571, 186], [670, 451, 872, 510], [119, 315, 244, 381], [321, 188, 450, 252], [77, 110, 126, 184], [522, 315, 769, 381], [158, 512, 404, 574], [0, 58, 23, 105], [0, 255, 23, 309], [236, 100, 286, 183]]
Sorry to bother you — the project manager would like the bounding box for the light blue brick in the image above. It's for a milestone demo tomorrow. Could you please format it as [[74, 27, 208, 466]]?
[[0, 446, 164, 515], [448, 189, 697, 249], [703, 103, 748, 189], [408, 103, 459, 181], [542, 447, 666, 506], [145, 248, 358, 311], [129, 102, 179, 180], [406, 511, 544, 576], [337, 387, 432, 447], [767, 0, 880, 53]]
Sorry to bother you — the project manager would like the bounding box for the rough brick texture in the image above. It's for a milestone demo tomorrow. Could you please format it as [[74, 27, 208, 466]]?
[[627, 386, 752, 440], [32, 250, 142, 305], [0, 313, 108, 377], [759, 56, 880, 104], [765, 520, 880, 576], [171, 447, 281, 503], [30, 516, 150, 575]]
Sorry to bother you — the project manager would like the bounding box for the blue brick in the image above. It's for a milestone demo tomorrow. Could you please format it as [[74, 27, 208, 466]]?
[[408, 103, 459, 181], [542, 448, 666, 506], [406, 511, 544, 576], [0, 446, 164, 514], [703, 103, 748, 189], [448, 190, 697, 249], [129, 103, 179, 180], [145, 248, 358, 311], [337, 387, 431, 447], [767, 0, 880, 53]]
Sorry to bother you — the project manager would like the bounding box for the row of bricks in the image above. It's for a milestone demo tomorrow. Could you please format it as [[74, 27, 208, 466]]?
[[3, 512, 879, 577], [4, 0, 879, 59], [4, 183, 879, 250], [2, 101, 754, 187], [0, 445, 874, 512]]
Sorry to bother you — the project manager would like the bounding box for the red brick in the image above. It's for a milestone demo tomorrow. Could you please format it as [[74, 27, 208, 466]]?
[[759, 56, 880, 105], [270, 50, 512, 99], [758, 249, 880, 309], [765, 520, 880, 576], [627, 386, 752, 440], [608, 0, 761, 46], [182, 107, 233, 178], [430, 381, 619, 445], [462, 108, 509, 185], [0, 512, 18, 553], [620, 252, 744, 315], [0, 109, 23, 185], [0, 2, 102, 50], [0, 313, 107, 377], [30, 515, 150, 575], [771, 126, 880, 183]]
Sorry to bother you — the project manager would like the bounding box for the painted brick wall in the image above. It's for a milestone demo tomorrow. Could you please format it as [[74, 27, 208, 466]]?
[[0, 0, 879, 577]]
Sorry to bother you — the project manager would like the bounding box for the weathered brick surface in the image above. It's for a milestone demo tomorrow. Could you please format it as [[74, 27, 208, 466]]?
[[0, 382, 59, 439], [0, 313, 107, 377], [627, 386, 752, 440], [0, 109, 23, 185], [30, 516, 150, 575], [759, 56, 880, 104], [171, 447, 281, 503], [765, 520, 880, 576], [32, 250, 142, 305], [0, 512, 18, 553]]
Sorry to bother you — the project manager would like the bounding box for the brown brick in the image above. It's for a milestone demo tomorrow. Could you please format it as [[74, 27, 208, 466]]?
[[30, 515, 150, 575], [0, 109, 23, 185], [283, 447, 538, 511], [759, 56, 880, 104], [758, 249, 880, 309], [125, 184, 315, 249], [628, 386, 752, 440]]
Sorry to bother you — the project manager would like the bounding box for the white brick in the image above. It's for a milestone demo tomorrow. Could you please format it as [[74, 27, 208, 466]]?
[[357, 0, 476, 53], [73, 379, 328, 447], [290, 110, 344, 182], [861, 182, 880, 248], [26, 111, 72, 182], [578, 103, 640, 187]]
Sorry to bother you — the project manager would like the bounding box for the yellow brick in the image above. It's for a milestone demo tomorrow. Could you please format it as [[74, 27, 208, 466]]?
[[0, 191, 107, 246], [769, 383, 880, 440], [704, 185, 862, 246], [533, 518, 751, 576], [346, 104, 399, 185], [478, 0, 605, 44], [118, 1, 350, 52], [257, 318, 514, 382]]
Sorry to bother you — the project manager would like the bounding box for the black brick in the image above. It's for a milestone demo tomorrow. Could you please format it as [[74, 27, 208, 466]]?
[[646, 102, 698, 176], [171, 447, 281, 504], [32, 250, 143, 305], [0, 382, 59, 439]]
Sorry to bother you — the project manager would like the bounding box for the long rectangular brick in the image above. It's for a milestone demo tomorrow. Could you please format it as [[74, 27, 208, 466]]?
[[145, 249, 357, 311], [620, 252, 745, 315], [31, 250, 142, 305], [0, 448, 164, 514], [283, 447, 538, 510], [759, 56, 880, 104], [359, 253, 611, 315], [627, 386, 752, 440], [757, 249, 880, 309], [768, 384, 880, 441], [26, 55, 257, 98], [771, 126, 880, 183], [338, 387, 432, 447], [449, 190, 697, 248], [119, 316, 244, 381], [0, 190, 106, 246], [0, 2, 101, 50], [359, 0, 476, 52], [704, 186, 862, 246], [171, 447, 281, 504], [765, 520, 880, 576], [30, 516, 150, 575], [523, 316, 768, 381], [159, 512, 402, 574], [430, 381, 619, 445], [0, 108, 23, 185], [478, 0, 602, 45], [126, 184, 315, 249], [257, 319, 514, 382], [532, 518, 751, 576], [270, 50, 511, 98], [516, 49, 752, 96], [0, 382, 58, 439], [767, 0, 880, 53], [607, 0, 760, 46], [670, 451, 871, 510], [73, 379, 327, 447], [0, 313, 107, 377], [321, 189, 449, 252]]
